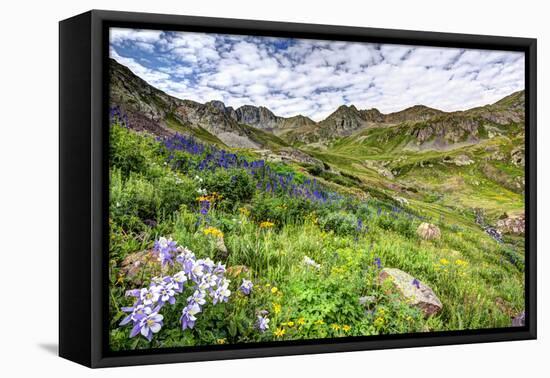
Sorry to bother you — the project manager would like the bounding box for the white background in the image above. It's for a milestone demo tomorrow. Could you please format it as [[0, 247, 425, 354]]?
[[0, 0, 547, 376]]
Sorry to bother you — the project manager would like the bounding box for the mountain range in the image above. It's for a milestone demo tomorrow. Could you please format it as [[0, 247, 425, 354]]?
[[109, 58, 524, 151]]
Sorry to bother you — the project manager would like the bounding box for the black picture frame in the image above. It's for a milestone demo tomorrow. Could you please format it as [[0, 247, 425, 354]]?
[[59, 9, 537, 368]]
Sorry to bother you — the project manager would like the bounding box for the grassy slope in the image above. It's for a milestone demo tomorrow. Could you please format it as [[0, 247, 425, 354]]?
[[108, 121, 525, 351]]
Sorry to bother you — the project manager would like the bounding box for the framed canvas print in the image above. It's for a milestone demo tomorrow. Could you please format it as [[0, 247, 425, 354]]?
[[59, 10, 537, 368]]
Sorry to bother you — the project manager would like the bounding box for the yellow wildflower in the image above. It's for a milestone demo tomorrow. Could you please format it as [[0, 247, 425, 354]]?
[[271, 287, 278, 294], [287, 321, 295, 327], [260, 221, 275, 229], [203, 226, 224, 238], [342, 325, 351, 332], [439, 258, 450, 265], [374, 317, 385, 328], [297, 318, 306, 326], [455, 259, 468, 267], [274, 328, 286, 338], [273, 303, 281, 314], [239, 207, 250, 216], [216, 338, 227, 345], [330, 324, 341, 331]]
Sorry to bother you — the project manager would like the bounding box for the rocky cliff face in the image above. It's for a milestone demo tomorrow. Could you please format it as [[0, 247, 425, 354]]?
[[234, 105, 281, 129]]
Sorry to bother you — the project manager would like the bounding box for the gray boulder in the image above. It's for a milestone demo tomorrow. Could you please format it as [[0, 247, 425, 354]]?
[[379, 268, 443, 317]]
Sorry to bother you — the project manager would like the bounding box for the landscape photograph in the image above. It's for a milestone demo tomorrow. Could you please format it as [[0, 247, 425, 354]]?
[[107, 27, 526, 351]]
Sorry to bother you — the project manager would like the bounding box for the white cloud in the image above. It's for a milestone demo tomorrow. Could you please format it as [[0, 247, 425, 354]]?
[[109, 29, 525, 121]]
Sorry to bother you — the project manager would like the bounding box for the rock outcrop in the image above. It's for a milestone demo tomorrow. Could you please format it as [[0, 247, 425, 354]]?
[[417, 223, 441, 240], [496, 213, 525, 235], [379, 268, 443, 317]]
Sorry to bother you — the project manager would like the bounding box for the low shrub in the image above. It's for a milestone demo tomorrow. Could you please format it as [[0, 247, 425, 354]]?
[[318, 211, 358, 236], [204, 168, 255, 209]]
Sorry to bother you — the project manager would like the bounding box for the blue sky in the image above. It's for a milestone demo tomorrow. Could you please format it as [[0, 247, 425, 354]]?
[[110, 28, 525, 121]]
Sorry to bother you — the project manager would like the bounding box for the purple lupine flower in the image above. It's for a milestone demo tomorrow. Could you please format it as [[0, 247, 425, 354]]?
[[374, 257, 382, 269], [239, 279, 253, 295], [199, 200, 210, 215], [411, 278, 421, 289], [256, 315, 270, 333], [181, 302, 201, 330]]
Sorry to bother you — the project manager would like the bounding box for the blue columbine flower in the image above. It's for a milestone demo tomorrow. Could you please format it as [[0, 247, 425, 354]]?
[[256, 315, 270, 333], [136, 312, 164, 342], [181, 302, 201, 330], [239, 279, 253, 295]]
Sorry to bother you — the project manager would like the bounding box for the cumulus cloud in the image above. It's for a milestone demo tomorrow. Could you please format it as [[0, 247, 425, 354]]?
[[109, 28, 525, 121]]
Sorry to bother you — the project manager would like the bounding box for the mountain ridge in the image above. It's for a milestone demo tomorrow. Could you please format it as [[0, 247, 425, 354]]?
[[110, 58, 524, 149]]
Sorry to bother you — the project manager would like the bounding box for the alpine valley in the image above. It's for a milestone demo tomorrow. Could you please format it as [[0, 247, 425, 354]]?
[[108, 57, 526, 350]]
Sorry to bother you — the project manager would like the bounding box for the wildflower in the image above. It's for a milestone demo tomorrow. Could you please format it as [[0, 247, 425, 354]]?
[[374, 257, 382, 269], [303, 255, 321, 269], [239, 279, 253, 295], [330, 324, 341, 331], [374, 317, 385, 328], [172, 271, 188, 292], [140, 287, 161, 307], [411, 278, 421, 289], [342, 325, 351, 332], [271, 287, 278, 294], [199, 200, 210, 215], [455, 259, 468, 267], [287, 321, 295, 327], [297, 318, 306, 326], [203, 226, 224, 238], [197, 188, 207, 195], [188, 290, 206, 306], [259, 221, 275, 229], [439, 258, 450, 265], [120, 237, 233, 341], [274, 328, 286, 338], [256, 315, 270, 333], [158, 283, 176, 305], [216, 338, 227, 344], [212, 279, 231, 305], [153, 237, 177, 266], [132, 312, 163, 342], [315, 319, 325, 325], [180, 302, 201, 330], [273, 303, 281, 314], [120, 304, 151, 326], [191, 261, 205, 279]]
